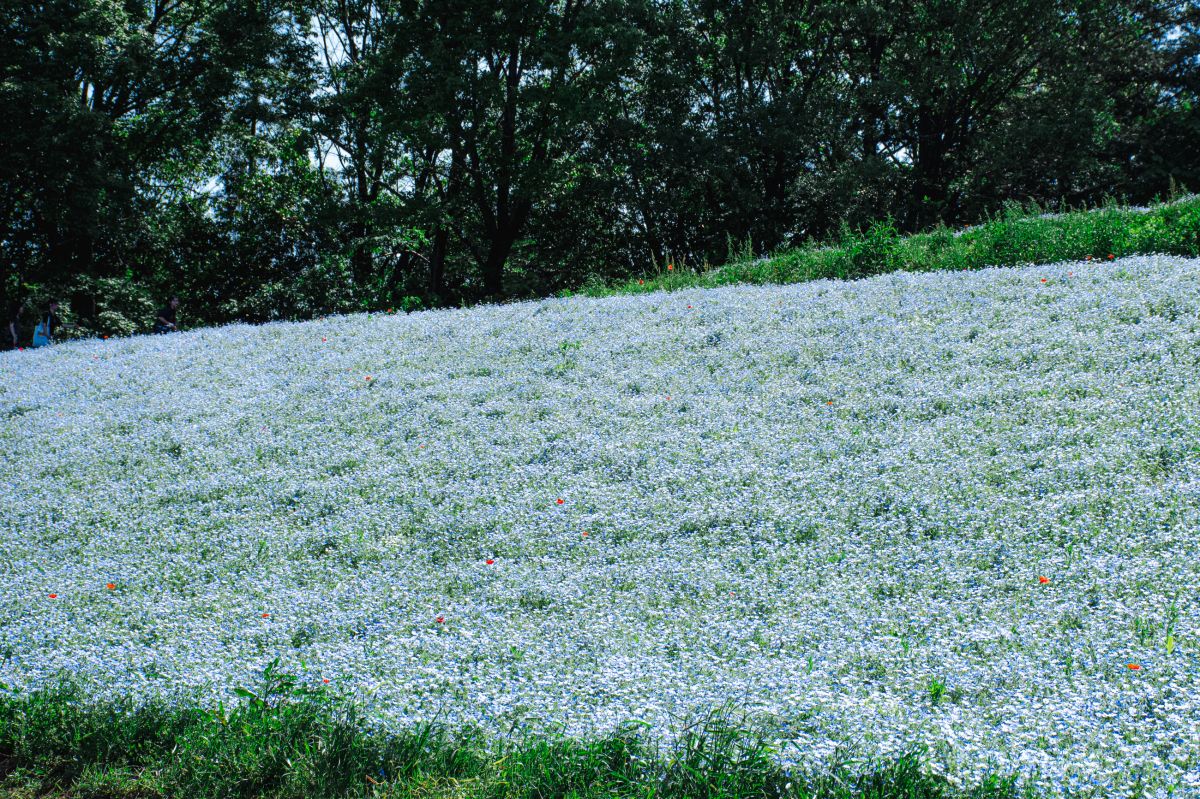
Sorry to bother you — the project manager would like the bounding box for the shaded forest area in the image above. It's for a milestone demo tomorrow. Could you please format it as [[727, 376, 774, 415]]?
[[3, 0, 1198, 332]]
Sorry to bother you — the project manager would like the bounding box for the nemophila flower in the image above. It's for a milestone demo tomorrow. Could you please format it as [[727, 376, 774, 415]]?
[[6, 254, 1199, 797], [1039, 576, 1050, 584]]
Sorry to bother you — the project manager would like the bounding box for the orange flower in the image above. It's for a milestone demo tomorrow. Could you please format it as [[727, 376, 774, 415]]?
[[323, 678, 331, 684], [581, 531, 589, 537], [1086, 255, 1093, 262], [1127, 663, 1141, 670], [827, 400, 833, 405], [486, 558, 495, 565], [556, 498, 565, 505], [638, 279, 644, 285], [1107, 253, 1115, 260], [105, 583, 116, 590], [1040, 278, 1047, 284], [364, 375, 372, 381], [436, 615, 445, 623], [48, 593, 57, 599], [1038, 576, 1049, 584], [261, 612, 270, 618], [667, 263, 674, 271]]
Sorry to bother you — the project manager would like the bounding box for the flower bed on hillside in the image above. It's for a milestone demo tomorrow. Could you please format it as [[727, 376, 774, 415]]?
[[2, 255, 1199, 796]]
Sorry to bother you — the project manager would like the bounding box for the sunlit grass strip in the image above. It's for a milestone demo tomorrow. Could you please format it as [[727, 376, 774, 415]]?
[[0, 679, 1027, 799], [586, 195, 1200, 296]]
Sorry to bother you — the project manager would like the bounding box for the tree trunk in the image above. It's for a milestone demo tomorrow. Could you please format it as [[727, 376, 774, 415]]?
[[911, 110, 949, 230], [482, 235, 511, 298], [429, 227, 448, 302]]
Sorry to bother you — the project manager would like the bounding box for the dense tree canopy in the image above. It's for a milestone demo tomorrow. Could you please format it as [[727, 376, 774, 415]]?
[[3, 0, 1198, 331]]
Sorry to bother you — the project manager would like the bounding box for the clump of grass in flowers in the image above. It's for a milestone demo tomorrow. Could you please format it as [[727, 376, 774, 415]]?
[[0, 676, 1025, 799], [586, 194, 1200, 296]]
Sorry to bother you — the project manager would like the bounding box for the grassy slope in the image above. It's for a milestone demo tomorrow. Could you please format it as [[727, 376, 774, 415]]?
[[583, 195, 1200, 298]]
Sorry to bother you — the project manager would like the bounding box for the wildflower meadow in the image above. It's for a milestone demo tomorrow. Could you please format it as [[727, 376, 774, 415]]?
[[2, 255, 1199, 796]]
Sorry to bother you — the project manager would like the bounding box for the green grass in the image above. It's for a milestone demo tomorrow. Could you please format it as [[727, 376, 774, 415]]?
[[578, 195, 1200, 297], [0, 677, 1029, 799]]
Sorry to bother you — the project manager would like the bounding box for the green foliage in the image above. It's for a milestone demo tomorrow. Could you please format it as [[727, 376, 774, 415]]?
[[842, 218, 904, 279], [0, 676, 1035, 799], [3, 0, 1198, 324], [587, 195, 1200, 298]]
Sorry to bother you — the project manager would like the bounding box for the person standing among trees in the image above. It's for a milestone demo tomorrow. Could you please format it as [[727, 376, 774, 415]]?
[[153, 296, 181, 334], [30, 300, 62, 348], [3, 301, 22, 350]]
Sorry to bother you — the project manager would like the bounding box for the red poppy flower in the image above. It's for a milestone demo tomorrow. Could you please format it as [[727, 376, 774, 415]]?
[[105, 583, 116, 590], [1086, 255, 1093, 261], [365, 375, 372, 381], [436, 615, 444, 623], [556, 498, 564, 505], [667, 263, 674, 271], [262, 612, 270, 618], [323, 678, 330, 684], [1127, 663, 1141, 670], [1108, 254, 1115, 260], [638, 279, 644, 285], [581, 531, 589, 537], [687, 305, 692, 309], [1038, 576, 1050, 584], [486, 559, 495, 565], [322, 337, 327, 342], [48, 593, 57, 599], [1040, 278, 1047, 283]]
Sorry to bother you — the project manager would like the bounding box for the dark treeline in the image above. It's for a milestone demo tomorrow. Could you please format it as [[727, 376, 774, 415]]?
[[3, 0, 1198, 333]]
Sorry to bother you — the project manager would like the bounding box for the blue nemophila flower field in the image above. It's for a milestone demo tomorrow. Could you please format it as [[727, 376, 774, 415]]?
[[2, 256, 1199, 796]]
